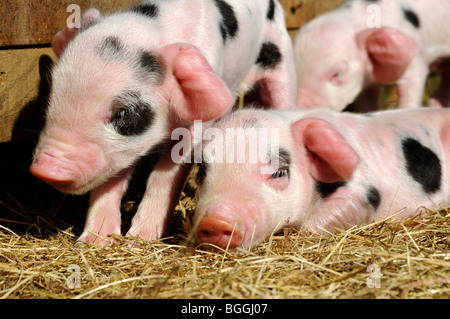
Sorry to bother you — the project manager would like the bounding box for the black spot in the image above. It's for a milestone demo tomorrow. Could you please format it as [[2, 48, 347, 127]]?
[[130, 3, 159, 18], [316, 181, 347, 198], [213, 0, 239, 42], [238, 80, 271, 110], [267, 0, 276, 20], [366, 186, 381, 210], [256, 42, 282, 70], [402, 138, 442, 194], [97, 36, 124, 57], [402, 8, 420, 28], [137, 50, 166, 83], [278, 148, 291, 170], [110, 91, 155, 136]]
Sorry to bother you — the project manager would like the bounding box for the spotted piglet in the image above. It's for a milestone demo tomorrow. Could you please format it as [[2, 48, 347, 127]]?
[[293, 0, 450, 111], [30, 0, 297, 246], [194, 108, 450, 249]]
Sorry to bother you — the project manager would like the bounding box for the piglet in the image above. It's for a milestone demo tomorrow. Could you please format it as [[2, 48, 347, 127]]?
[[194, 107, 450, 249], [293, 0, 450, 111], [29, 0, 297, 246]]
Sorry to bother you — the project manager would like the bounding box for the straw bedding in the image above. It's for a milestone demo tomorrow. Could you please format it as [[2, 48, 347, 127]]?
[[0, 185, 449, 299]]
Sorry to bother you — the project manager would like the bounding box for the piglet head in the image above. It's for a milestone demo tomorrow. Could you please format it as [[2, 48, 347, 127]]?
[[194, 110, 298, 249], [294, 18, 368, 111], [194, 109, 360, 249], [30, 9, 234, 195], [294, 12, 417, 111]]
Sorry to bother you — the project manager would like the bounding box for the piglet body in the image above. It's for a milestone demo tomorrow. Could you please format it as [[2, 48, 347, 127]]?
[[294, 0, 450, 111], [30, 0, 297, 246], [195, 107, 450, 249]]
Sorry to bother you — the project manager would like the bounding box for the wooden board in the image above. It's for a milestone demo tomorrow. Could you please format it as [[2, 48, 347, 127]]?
[[0, 48, 57, 142], [282, 0, 344, 30], [0, 0, 344, 143], [0, 0, 344, 47], [0, 0, 137, 47]]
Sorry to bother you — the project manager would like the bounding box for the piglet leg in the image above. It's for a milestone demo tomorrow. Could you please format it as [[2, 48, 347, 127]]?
[[396, 58, 429, 108], [77, 169, 132, 247], [126, 151, 192, 242]]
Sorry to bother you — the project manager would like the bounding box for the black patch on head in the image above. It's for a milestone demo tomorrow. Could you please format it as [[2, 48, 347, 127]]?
[[278, 148, 291, 169], [267, 0, 276, 20], [136, 50, 166, 83], [317, 181, 347, 199], [213, 0, 239, 42], [256, 42, 282, 70], [402, 8, 420, 28], [402, 138, 442, 194], [196, 162, 209, 185], [97, 36, 124, 57], [130, 3, 159, 18], [366, 186, 381, 210], [110, 91, 155, 136], [266, 147, 291, 180]]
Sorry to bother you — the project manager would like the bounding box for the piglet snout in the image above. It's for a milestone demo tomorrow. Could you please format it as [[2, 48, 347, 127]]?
[[30, 152, 78, 187], [196, 214, 243, 249], [30, 139, 105, 194]]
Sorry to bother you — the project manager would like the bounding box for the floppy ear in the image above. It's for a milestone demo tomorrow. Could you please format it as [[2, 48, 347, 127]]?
[[291, 118, 360, 183], [356, 28, 418, 83], [52, 8, 102, 57], [159, 44, 235, 122]]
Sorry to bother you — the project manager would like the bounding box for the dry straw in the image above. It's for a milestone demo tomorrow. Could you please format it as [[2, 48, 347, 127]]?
[[0, 186, 449, 299]]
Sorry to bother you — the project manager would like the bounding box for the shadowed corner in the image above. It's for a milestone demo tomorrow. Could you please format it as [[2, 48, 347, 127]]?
[[12, 54, 54, 142], [0, 54, 90, 238]]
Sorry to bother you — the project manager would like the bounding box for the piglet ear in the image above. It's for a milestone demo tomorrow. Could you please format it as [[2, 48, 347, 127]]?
[[160, 44, 235, 122], [52, 8, 102, 57], [291, 118, 360, 183], [356, 28, 418, 83]]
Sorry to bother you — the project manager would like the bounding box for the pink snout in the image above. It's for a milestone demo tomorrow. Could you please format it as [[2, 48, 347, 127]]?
[[30, 143, 105, 194], [196, 215, 244, 249], [30, 152, 79, 191]]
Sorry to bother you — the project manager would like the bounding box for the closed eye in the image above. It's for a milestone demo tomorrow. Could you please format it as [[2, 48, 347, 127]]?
[[271, 169, 288, 179]]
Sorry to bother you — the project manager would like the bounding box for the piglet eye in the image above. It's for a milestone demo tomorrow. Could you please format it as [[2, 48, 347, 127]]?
[[333, 71, 343, 79], [113, 107, 132, 120], [109, 91, 155, 136], [271, 169, 288, 179]]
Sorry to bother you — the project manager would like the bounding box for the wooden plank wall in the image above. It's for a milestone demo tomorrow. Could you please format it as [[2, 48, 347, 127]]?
[[0, 0, 344, 143]]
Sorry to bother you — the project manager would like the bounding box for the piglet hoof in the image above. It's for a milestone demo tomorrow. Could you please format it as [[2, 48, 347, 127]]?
[[75, 232, 119, 249]]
